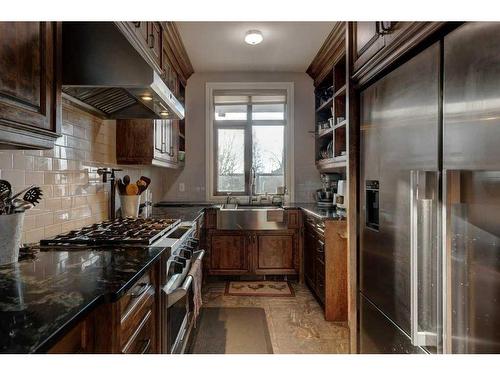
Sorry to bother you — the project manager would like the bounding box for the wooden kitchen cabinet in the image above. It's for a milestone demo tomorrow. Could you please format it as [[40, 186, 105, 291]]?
[[126, 22, 162, 72], [47, 262, 161, 354], [209, 233, 250, 274], [149, 22, 162, 67], [206, 230, 299, 276], [303, 213, 347, 321], [352, 22, 386, 72], [0, 22, 62, 149], [116, 118, 180, 169], [304, 226, 317, 288], [350, 22, 446, 85], [254, 232, 297, 275], [48, 318, 94, 354]]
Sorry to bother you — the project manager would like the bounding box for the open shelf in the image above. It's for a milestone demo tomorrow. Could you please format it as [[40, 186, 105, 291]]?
[[316, 157, 347, 172], [317, 126, 334, 139], [333, 119, 347, 129], [333, 84, 346, 98], [316, 96, 333, 113]]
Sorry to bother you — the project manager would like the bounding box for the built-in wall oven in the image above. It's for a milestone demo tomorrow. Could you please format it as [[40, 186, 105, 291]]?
[[161, 223, 205, 354]]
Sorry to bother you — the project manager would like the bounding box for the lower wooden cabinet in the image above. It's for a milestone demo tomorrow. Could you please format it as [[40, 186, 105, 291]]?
[[255, 233, 297, 275], [207, 230, 299, 276], [47, 318, 94, 354], [48, 261, 162, 354], [304, 214, 347, 322], [209, 233, 250, 274]]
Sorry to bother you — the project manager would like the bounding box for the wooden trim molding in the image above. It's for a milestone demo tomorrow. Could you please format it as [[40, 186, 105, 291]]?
[[351, 22, 448, 87], [162, 22, 194, 85], [306, 22, 346, 86]]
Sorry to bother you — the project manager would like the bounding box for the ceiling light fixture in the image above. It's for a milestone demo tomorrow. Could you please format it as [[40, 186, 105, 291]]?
[[141, 95, 153, 101], [244, 30, 263, 45], [160, 110, 169, 116]]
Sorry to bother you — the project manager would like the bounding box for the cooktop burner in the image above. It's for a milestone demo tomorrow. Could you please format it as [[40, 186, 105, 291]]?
[[40, 218, 180, 246]]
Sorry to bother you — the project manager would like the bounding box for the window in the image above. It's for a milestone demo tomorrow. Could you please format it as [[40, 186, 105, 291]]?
[[207, 84, 293, 199]]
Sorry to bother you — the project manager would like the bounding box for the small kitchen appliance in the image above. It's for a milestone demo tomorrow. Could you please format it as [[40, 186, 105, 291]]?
[[315, 173, 340, 208]]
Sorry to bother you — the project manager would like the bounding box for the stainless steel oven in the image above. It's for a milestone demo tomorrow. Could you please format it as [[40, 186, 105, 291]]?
[[161, 223, 205, 354]]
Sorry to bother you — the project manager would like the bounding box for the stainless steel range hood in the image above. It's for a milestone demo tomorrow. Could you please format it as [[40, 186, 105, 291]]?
[[62, 22, 184, 120]]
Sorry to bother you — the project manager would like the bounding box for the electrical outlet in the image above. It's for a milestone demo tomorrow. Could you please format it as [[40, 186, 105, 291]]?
[[179, 182, 185, 192]]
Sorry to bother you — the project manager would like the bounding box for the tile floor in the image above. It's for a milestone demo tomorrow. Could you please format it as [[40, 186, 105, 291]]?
[[201, 281, 350, 354]]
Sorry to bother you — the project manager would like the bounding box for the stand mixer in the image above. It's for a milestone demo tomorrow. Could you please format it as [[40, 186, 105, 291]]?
[[315, 173, 341, 208]]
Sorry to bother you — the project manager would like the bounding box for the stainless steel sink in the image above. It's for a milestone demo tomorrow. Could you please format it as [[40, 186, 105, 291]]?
[[216, 207, 286, 230]]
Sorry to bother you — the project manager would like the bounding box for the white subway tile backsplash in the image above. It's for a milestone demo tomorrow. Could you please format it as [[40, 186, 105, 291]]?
[[0, 102, 168, 244]]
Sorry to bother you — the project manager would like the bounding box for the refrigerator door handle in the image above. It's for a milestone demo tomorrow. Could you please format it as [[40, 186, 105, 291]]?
[[410, 170, 439, 348]]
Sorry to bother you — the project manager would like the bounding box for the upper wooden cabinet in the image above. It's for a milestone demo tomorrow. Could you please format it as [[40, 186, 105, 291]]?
[[352, 22, 387, 72], [0, 22, 61, 149], [119, 21, 193, 90], [116, 118, 179, 169], [350, 21, 447, 85]]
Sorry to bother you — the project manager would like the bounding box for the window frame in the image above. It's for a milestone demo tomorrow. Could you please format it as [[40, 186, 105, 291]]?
[[206, 82, 294, 202]]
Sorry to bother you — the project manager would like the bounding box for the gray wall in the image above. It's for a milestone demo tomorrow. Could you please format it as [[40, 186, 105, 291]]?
[[160, 71, 321, 203]]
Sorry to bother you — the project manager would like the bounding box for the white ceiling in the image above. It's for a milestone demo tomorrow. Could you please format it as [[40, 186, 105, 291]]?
[[176, 22, 336, 72]]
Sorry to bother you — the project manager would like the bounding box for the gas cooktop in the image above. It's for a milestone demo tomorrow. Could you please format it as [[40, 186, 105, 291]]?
[[40, 218, 180, 246]]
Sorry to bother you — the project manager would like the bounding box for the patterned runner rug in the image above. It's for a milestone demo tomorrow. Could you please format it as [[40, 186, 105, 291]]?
[[225, 280, 294, 297]]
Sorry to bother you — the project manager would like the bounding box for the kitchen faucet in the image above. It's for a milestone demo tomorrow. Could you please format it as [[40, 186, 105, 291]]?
[[249, 166, 256, 205], [97, 167, 122, 220]]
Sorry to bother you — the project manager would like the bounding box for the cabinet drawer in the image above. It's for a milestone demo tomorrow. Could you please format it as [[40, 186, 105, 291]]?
[[120, 289, 155, 349], [119, 272, 152, 319], [316, 273, 326, 303], [121, 308, 154, 354]]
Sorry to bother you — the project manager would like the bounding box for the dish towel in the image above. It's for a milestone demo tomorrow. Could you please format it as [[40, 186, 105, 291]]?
[[188, 257, 203, 326]]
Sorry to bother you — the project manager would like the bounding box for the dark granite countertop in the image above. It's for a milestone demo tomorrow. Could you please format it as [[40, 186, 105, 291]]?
[[153, 202, 213, 222], [0, 246, 167, 353], [154, 201, 345, 221], [284, 203, 346, 220]]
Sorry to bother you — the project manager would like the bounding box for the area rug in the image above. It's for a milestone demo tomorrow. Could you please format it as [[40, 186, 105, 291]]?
[[188, 307, 273, 354], [225, 280, 295, 297]]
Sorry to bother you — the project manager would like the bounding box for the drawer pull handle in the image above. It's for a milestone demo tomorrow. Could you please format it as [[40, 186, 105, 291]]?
[[338, 233, 348, 240], [131, 282, 149, 298], [139, 338, 151, 354]]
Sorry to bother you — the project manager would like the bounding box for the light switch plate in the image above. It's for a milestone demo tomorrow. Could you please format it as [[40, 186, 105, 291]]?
[[179, 182, 185, 192]]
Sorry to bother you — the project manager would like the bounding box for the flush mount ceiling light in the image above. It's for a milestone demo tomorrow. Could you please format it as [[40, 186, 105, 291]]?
[[160, 110, 169, 116], [244, 30, 263, 45], [141, 95, 153, 101]]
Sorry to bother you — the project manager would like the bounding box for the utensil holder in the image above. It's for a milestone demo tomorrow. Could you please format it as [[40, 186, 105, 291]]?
[[120, 195, 140, 218], [0, 212, 25, 265]]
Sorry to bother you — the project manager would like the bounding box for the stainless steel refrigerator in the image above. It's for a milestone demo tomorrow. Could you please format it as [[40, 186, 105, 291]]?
[[359, 22, 500, 354]]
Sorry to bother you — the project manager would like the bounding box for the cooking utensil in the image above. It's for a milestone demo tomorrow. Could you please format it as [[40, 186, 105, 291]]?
[[0, 180, 12, 199], [123, 175, 131, 186], [22, 187, 43, 206], [116, 178, 126, 195], [10, 185, 34, 201], [139, 176, 151, 188], [126, 183, 139, 196], [136, 180, 147, 195]]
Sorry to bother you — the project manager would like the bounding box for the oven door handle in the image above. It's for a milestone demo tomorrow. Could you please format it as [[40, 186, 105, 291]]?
[[164, 249, 205, 308]]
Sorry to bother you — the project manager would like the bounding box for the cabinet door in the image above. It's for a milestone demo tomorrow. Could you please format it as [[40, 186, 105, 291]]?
[[210, 234, 249, 273], [154, 119, 164, 154], [131, 21, 149, 47], [148, 22, 162, 67], [255, 233, 296, 274], [48, 318, 94, 353], [353, 22, 385, 72], [304, 228, 316, 288], [0, 22, 61, 147]]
